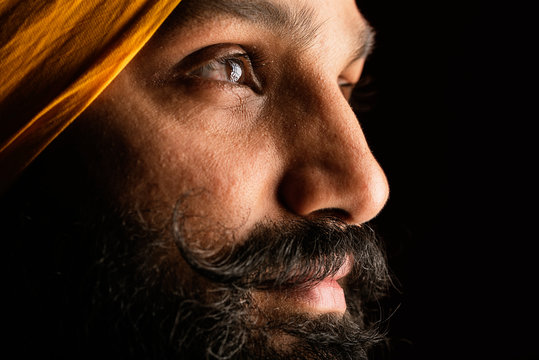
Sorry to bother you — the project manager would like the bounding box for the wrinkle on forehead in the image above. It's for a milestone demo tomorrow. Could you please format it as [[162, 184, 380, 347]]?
[[160, 0, 373, 56]]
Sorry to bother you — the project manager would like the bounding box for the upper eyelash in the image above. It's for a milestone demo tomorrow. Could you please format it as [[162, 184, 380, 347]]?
[[214, 53, 250, 66], [237, 49, 267, 71]]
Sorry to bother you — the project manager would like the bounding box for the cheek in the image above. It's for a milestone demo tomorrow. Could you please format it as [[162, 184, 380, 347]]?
[[94, 70, 283, 240], [122, 109, 282, 241]]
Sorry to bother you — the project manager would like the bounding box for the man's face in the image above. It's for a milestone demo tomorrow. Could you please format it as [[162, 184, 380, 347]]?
[[66, 0, 390, 358]]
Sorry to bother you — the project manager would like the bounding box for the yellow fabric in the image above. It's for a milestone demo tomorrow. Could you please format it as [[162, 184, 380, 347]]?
[[0, 0, 182, 193]]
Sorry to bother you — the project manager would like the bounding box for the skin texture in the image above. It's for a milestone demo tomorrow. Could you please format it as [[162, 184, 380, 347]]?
[[79, 0, 387, 244], [1, 1, 393, 358], [69, 0, 389, 317]]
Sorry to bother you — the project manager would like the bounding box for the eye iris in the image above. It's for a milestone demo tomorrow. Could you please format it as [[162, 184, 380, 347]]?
[[227, 60, 243, 83]]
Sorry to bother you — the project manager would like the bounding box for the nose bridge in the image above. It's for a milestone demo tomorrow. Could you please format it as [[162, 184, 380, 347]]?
[[277, 79, 389, 225]]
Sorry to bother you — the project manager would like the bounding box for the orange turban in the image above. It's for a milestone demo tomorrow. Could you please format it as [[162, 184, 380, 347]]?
[[0, 0, 182, 193]]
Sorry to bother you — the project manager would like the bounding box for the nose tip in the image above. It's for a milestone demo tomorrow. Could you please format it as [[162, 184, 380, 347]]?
[[346, 157, 390, 224], [278, 150, 389, 225]]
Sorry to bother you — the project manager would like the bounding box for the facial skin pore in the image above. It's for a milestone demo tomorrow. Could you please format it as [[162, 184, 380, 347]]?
[[6, 0, 391, 358], [74, 0, 388, 315], [79, 0, 388, 253]]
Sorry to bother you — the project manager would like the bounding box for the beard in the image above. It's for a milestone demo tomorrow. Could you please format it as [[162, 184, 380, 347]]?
[[72, 194, 392, 360], [3, 181, 391, 360]]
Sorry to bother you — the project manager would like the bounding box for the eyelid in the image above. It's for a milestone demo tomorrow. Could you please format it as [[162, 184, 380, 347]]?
[[338, 76, 356, 87], [176, 44, 241, 73], [337, 76, 357, 101], [188, 52, 248, 75]]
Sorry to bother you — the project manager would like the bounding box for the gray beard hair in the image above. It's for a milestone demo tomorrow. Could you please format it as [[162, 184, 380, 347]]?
[[2, 184, 391, 360], [79, 198, 391, 360]]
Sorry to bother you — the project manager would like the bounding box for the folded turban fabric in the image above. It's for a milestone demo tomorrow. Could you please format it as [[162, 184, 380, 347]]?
[[0, 0, 182, 193]]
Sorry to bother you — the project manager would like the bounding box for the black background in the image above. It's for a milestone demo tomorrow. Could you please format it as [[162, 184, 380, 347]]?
[[357, 0, 537, 359]]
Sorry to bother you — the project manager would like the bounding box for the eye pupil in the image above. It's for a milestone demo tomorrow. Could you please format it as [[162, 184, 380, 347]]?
[[227, 60, 243, 83]]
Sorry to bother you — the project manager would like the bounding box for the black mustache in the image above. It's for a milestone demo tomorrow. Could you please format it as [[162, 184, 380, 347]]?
[[172, 204, 389, 294]]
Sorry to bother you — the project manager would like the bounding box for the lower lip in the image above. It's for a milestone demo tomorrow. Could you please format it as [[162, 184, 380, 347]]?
[[301, 278, 347, 313]]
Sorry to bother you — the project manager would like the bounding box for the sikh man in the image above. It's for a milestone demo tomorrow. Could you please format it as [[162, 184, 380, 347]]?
[[0, 0, 392, 359]]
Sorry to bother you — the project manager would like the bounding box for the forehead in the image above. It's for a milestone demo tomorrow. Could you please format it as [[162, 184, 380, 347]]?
[[154, 0, 372, 60]]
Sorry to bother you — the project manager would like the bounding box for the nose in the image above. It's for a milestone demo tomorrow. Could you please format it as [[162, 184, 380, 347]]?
[[277, 81, 389, 225]]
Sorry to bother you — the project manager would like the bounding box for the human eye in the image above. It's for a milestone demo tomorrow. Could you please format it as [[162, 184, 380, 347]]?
[[338, 77, 356, 102], [178, 44, 263, 93], [190, 56, 246, 83]]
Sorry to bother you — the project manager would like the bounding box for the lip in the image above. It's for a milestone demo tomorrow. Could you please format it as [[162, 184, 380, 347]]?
[[294, 256, 353, 314]]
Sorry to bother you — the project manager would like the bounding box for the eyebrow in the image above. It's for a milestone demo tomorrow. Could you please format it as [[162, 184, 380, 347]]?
[[163, 0, 375, 59], [354, 22, 376, 60]]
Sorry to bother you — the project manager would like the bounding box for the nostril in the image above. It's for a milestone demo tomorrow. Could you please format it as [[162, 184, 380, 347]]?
[[308, 208, 351, 223]]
